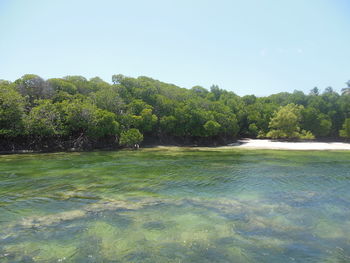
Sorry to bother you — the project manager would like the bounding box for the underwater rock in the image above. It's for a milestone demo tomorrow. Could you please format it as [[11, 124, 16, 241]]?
[[16, 199, 146, 229], [143, 221, 166, 230], [20, 210, 86, 228]]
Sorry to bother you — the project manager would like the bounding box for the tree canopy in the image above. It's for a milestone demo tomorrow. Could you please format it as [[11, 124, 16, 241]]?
[[340, 118, 350, 139], [0, 74, 349, 150], [119, 129, 143, 148], [266, 104, 314, 139]]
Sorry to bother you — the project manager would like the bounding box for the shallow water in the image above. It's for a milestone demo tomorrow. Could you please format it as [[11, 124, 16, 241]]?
[[1, 148, 350, 262]]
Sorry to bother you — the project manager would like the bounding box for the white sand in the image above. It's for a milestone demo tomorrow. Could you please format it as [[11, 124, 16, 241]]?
[[229, 139, 350, 150]]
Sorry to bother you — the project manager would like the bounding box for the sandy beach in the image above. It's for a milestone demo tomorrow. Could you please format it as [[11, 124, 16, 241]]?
[[230, 139, 350, 150]]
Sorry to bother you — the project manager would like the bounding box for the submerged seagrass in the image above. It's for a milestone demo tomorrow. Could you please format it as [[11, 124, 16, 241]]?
[[1, 148, 350, 262]]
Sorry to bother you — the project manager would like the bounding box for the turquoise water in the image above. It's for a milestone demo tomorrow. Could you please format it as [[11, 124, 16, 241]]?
[[0, 148, 350, 262]]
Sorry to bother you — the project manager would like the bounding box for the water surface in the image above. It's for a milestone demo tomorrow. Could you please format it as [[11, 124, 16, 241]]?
[[1, 148, 350, 262]]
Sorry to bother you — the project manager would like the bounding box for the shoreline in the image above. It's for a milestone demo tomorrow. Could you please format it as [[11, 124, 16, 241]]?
[[2, 139, 350, 155], [226, 139, 350, 151]]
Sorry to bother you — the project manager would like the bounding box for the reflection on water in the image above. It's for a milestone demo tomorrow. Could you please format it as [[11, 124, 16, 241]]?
[[1, 148, 350, 262]]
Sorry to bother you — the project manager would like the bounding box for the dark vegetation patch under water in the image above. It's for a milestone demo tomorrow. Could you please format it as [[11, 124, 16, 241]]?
[[0, 148, 350, 262]]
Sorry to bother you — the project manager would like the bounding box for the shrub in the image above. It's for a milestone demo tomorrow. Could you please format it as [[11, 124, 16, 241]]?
[[119, 129, 143, 148]]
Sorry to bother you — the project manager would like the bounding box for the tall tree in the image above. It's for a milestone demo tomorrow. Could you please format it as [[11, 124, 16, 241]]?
[[340, 118, 350, 139], [0, 84, 25, 136], [341, 80, 350, 95], [266, 104, 314, 139], [15, 74, 53, 105]]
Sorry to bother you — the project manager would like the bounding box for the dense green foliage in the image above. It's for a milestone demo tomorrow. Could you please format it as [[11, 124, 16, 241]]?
[[340, 118, 350, 139], [0, 83, 25, 136], [119, 128, 144, 147], [0, 74, 349, 149], [266, 104, 315, 139]]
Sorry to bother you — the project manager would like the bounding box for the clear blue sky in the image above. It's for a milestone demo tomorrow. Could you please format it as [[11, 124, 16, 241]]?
[[0, 0, 349, 96]]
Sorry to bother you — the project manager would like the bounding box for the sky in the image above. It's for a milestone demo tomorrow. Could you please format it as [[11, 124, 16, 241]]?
[[0, 0, 349, 96]]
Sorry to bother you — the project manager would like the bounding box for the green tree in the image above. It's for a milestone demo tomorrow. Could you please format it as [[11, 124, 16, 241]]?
[[127, 99, 152, 115], [160, 115, 177, 135], [63, 76, 93, 94], [213, 112, 239, 137], [248, 123, 259, 137], [25, 100, 64, 137], [341, 80, 350, 95], [309, 87, 319, 96], [112, 74, 124, 85], [301, 107, 332, 137], [60, 99, 119, 138], [191, 86, 208, 98], [339, 118, 350, 138], [121, 106, 157, 133], [0, 85, 25, 136], [90, 86, 125, 114], [3, 73, 350, 151], [48, 78, 77, 95], [15, 74, 53, 105], [318, 118, 332, 137], [119, 128, 143, 148], [138, 108, 158, 132], [203, 120, 221, 137], [267, 103, 314, 139], [89, 77, 110, 92], [209, 85, 223, 101], [89, 109, 120, 138]]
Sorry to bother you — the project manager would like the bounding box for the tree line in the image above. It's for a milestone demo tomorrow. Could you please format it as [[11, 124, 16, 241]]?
[[1, 74, 350, 151]]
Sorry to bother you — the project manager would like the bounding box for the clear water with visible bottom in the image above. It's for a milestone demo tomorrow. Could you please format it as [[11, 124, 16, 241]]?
[[0, 147, 350, 262]]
